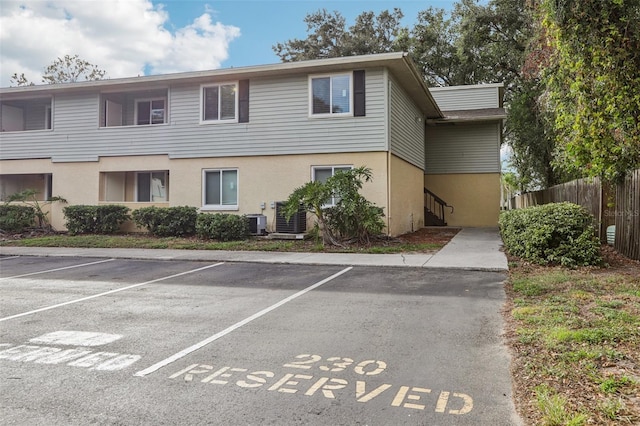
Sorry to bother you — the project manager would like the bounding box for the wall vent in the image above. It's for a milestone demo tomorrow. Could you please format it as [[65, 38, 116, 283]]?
[[275, 202, 306, 234]]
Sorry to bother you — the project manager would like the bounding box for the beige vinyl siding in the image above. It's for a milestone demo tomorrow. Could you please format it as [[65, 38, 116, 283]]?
[[429, 85, 501, 110], [389, 78, 425, 169], [425, 122, 501, 174], [0, 69, 388, 163]]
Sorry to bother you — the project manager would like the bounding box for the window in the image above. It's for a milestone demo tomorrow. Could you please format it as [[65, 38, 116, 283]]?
[[310, 74, 351, 116], [0, 174, 51, 201], [135, 98, 166, 125], [100, 171, 169, 202], [201, 83, 238, 122], [137, 172, 168, 202], [203, 169, 238, 209], [312, 165, 352, 206], [1, 97, 52, 131]]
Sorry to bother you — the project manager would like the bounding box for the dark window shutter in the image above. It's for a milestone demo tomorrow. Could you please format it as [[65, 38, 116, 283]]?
[[239, 79, 249, 123], [353, 70, 365, 117]]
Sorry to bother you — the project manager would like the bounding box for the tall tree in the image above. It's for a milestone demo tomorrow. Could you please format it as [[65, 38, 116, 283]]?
[[453, 0, 530, 93], [540, 0, 640, 181], [406, 7, 466, 86], [10, 54, 107, 86], [273, 9, 405, 62], [275, 1, 565, 189], [506, 79, 573, 189]]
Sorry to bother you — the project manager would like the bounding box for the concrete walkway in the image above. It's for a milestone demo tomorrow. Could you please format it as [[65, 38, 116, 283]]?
[[0, 227, 508, 271]]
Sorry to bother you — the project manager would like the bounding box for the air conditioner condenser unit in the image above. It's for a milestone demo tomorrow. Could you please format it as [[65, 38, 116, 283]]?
[[246, 214, 267, 235], [275, 202, 306, 234]]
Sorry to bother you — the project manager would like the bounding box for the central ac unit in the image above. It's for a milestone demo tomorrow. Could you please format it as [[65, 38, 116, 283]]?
[[246, 214, 267, 235], [275, 202, 306, 233]]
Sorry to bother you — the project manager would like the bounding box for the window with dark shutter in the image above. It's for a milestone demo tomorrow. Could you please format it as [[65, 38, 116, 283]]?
[[201, 83, 238, 123]]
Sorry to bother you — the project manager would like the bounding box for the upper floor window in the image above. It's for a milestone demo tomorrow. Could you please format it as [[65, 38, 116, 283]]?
[[201, 83, 238, 123], [309, 74, 352, 116], [135, 98, 166, 125], [101, 89, 168, 127], [1, 97, 53, 132]]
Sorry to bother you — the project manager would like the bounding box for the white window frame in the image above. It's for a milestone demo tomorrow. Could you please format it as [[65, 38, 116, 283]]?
[[200, 82, 239, 124], [135, 171, 168, 202], [312, 165, 353, 207], [202, 168, 239, 210], [134, 97, 167, 126], [308, 73, 353, 118]]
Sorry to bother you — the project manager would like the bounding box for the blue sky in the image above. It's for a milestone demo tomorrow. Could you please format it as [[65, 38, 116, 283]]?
[[158, 0, 460, 68], [0, 0, 463, 86]]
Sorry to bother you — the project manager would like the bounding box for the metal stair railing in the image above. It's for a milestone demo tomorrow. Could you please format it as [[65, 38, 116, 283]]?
[[424, 188, 454, 226]]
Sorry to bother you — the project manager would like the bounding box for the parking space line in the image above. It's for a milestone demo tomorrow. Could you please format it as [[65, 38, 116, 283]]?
[[0, 256, 21, 261], [0, 258, 116, 280], [134, 266, 353, 377], [0, 262, 225, 323]]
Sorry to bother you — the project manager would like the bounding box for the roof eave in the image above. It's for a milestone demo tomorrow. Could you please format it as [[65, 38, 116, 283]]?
[[0, 52, 443, 119]]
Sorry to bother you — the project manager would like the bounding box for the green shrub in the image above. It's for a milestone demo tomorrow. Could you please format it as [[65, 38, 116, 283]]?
[[196, 213, 249, 242], [95, 205, 130, 234], [0, 205, 36, 232], [64, 205, 130, 235], [282, 166, 385, 245], [132, 206, 198, 237], [64, 205, 98, 234], [499, 202, 602, 267], [325, 198, 385, 243]]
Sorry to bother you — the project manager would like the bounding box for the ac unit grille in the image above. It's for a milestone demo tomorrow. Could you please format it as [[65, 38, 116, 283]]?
[[275, 202, 306, 233], [246, 214, 266, 235]]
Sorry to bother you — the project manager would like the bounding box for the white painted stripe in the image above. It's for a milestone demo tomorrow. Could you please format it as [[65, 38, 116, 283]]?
[[0, 256, 21, 261], [30, 331, 122, 347], [134, 266, 353, 377], [0, 262, 225, 322], [0, 258, 116, 280]]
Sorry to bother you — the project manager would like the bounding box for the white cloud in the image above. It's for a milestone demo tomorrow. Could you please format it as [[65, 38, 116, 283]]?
[[0, 0, 241, 86]]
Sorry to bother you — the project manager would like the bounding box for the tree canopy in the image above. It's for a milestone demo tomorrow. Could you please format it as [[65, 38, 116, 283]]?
[[274, 0, 640, 186], [539, 0, 640, 182], [273, 8, 405, 62], [10, 54, 107, 86]]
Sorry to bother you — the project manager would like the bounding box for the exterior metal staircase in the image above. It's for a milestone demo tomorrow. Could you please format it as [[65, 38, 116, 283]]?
[[424, 188, 454, 226]]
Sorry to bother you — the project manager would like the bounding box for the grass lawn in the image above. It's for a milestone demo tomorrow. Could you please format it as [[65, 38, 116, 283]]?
[[0, 227, 456, 254], [505, 248, 640, 425]]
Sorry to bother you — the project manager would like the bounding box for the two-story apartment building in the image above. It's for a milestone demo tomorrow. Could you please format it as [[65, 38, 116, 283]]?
[[0, 52, 504, 236]]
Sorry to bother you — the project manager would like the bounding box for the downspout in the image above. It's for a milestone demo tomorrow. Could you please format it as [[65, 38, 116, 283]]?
[[384, 68, 392, 237]]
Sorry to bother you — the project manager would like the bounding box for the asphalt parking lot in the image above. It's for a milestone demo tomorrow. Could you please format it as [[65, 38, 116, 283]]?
[[0, 255, 520, 425]]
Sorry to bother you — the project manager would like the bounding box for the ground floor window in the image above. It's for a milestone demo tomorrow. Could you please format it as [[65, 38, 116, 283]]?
[[0, 173, 52, 201], [203, 169, 238, 210], [312, 165, 352, 206], [100, 171, 169, 202], [136, 171, 167, 202]]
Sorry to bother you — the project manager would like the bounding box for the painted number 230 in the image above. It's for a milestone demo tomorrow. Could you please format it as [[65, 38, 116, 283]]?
[[284, 354, 387, 376]]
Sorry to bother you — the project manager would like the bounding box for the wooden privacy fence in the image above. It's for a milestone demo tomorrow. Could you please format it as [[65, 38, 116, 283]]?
[[509, 169, 640, 261]]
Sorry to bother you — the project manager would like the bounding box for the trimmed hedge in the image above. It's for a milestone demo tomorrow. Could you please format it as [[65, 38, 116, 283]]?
[[132, 206, 198, 237], [196, 213, 249, 241], [0, 205, 36, 232], [64, 205, 130, 235], [499, 202, 602, 267]]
